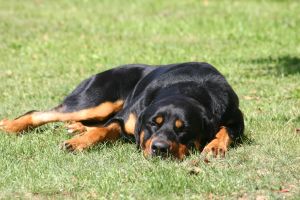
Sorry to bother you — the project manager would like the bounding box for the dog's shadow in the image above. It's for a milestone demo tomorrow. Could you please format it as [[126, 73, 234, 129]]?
[[232, 133, 255, 149], [250, 55, 300, 75]]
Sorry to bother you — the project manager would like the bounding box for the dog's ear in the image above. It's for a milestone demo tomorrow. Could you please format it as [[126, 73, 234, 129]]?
[[195, 105, 217, 139], [201, 114, 215, 137], [134, 110, 145, 149]]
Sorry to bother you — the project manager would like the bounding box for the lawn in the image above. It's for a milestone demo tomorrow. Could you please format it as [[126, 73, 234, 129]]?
[[0, 0, 299, 199]]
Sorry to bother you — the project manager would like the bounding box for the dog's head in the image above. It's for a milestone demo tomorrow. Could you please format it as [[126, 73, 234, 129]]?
[[135, 96, 212, 159]]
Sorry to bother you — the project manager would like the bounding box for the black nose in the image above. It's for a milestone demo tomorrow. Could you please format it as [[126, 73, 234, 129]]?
[[151, 141, 170, 155]]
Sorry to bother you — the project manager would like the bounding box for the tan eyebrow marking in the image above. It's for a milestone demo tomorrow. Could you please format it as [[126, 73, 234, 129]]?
[[175, 120, 183, 129], [155, 116, 163, 124]]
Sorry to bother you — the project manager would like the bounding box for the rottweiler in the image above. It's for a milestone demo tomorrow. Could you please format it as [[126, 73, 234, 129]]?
[[0, 62, 244, 159]]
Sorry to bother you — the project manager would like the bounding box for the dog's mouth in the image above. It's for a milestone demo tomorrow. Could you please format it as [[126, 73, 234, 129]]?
[[142, 137, 189, 160]]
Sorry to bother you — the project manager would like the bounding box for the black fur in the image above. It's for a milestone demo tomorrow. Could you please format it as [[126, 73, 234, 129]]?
[[59, 62, 244, 151]]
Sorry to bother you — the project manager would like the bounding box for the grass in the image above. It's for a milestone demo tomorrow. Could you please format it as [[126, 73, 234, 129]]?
[[0, 0, 299, 199]]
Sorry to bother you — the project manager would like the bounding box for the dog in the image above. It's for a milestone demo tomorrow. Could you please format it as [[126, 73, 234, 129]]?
[[0, 62, 244, 159]]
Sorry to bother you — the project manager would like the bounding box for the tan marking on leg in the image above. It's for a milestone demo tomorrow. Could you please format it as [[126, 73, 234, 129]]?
[[62, 123, 121, 151], [32, 100, 124, 124], [202, 126, 232, 157], [65, 122, 87, 135], [124, 113, 136, 135], [0, 100, 123, 134], [0, 115, 34, 134]]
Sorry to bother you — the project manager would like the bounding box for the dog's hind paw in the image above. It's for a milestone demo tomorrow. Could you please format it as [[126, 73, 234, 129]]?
[[0, 119, 18, 134], [0, 119, 7, 130], [65, 122, 87, 135]]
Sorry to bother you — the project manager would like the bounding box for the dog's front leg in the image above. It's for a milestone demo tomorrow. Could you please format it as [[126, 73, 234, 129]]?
[[62, 123, 121, 152]]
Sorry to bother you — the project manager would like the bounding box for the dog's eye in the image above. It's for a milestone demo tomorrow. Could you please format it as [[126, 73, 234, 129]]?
[[149, 121, 157, 127], [175, 126, 185, 132]]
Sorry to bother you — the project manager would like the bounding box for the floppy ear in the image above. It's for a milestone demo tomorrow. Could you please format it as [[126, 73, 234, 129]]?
[[134, 110, 145, 149], [196, 105, 217, 139], [201, 114, 216, 137]]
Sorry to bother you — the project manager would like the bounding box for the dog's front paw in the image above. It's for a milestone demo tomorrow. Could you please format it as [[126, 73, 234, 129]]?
[[202, 139, 228, 158]]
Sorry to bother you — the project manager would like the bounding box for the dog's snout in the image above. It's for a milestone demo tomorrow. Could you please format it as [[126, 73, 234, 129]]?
[[151, 140, 170, 155]]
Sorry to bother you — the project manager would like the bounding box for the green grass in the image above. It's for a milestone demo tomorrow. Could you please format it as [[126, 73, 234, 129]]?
[[0, 0, 299, 199]]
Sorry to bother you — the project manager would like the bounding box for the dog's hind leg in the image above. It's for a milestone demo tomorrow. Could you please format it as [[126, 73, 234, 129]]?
[[0, 65, 152, 135], [0, 100, 123, 135]]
